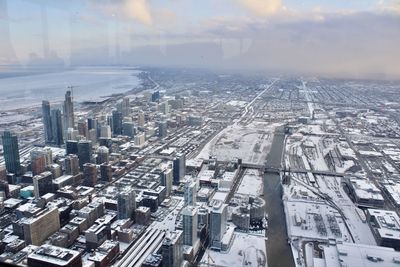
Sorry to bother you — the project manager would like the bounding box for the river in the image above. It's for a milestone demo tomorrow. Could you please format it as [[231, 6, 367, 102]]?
[[264, 126, 295, 267]]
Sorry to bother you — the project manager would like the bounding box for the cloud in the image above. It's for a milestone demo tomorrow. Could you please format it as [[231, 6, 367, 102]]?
[[90, 0, 153, 25], [125, 0, 153, 25], [237, 0, 283, 16]]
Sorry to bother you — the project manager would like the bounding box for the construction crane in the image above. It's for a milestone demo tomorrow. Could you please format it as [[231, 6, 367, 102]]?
[[67, 85, 79, 100]]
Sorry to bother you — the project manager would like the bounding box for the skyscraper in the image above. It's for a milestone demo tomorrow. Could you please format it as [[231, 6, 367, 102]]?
[[66, 140, 78, 155], [100, 163, 113, 182], [118, 97, 130, 117], [112, 110, 123, 135], [161, 230, 183, 267], [160, 168, 173, 197], [42, 100, 53, 143], [173, 153, 186, 185], [65, 154, 80, 175], [77, 140, 92, 170], [1, 131, 21, 175], [51, 109, 64, 146], [210, 201, 228, 249], [100, 125, 112, 139], [33, 171, 53, 199], [63, 90, 74, 132], [181, 206, 198, 246], [77, 120, 89, 138], [184, 180, 197, 206], [158, 121, 167, 139], [117, 187, 136, 219], [30, 152, 46, 176], [151, 91, 160, 102], [96, 146, 109, 164], [138, 111, 145, 127], [122, 121, 135, 138], [87, 118, 98, 131], [83, 163, 97, 187]]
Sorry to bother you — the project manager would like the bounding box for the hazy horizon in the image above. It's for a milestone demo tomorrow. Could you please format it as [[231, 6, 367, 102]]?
[[1, 0, 400, 80]]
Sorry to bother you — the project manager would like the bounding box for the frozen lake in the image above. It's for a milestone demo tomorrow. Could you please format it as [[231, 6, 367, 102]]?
[[0, 67, 141, 111]]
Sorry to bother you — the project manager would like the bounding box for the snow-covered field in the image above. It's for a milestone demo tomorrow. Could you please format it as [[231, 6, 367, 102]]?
[[0, 67, 141, 111], [196, 122, 278, 164], [237, 169, 263, 196]]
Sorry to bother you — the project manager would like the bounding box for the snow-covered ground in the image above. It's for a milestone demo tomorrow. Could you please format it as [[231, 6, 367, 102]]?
[[200, 232, 267, 267], [237, 169, 263, 196], [196, 122, 278, 164]]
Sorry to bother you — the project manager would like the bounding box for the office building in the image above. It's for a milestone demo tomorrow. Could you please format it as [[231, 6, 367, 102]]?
[[151, 91, 160, 102], [51, 109, 64, 146], [83, 163, 97, 187], [42, 100, 53, 143], [135, 206, 151, 225], [66, 140, 78, 155], [2, 131, 21, 175], [161, 101, 170, 115], [117, 187, 136, 219], [65, 154, 80, 175], [184, 180, 197, 206], [97, 146, 109, 164], [158, 121, 168, 139], [77, 140, 92, 170], [88, 117, 98, 131], [112, 110, 123, 135], [0, 165, 6, 181], [100, 125, 112, 138], [88, 240, 120, 267], [161, 230, 183, 267], [63, 90, 74, 132], [88, 128, 97, 144], [367, 208, 400, 249], [160, 168, 173, 197], [173, 153, 186, 185], [181, 206, 198, 246], [77, 120, 89, 138], [33, 171, 53, 199], [119, 97, 130, 117], [210, 201, 228, 249], [100, 163, 113, 182], [138, 111, 145, 127], [85, 222, 110, 250], [135, 133, 145, 147], [27, 244, 82, 267], [30, 152, 46, 176], [66, 127, 78, 141], [31, 147, 53, 167], [21, 207, 60, 245], [123, 121, 135, 137]]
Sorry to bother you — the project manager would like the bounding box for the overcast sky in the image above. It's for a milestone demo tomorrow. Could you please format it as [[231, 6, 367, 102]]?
[[1, 0, 400, 79]]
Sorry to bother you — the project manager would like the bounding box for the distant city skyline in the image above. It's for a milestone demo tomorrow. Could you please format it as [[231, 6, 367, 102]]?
[[0, 0, 400, 79]]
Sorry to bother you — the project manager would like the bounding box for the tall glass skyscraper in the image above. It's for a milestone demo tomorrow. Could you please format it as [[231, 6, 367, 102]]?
[[173, 153, 186, 185], [77, 140, 92, 170], [42, 100, 53, 143], [1, 131, 21, 175], [112, 110, 123, 135], [51, 109, 64, 146], [63, 90, 75, 132]]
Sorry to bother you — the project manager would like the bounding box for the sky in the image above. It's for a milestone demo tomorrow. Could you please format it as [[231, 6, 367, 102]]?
[[0, 0, 400, 79]]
